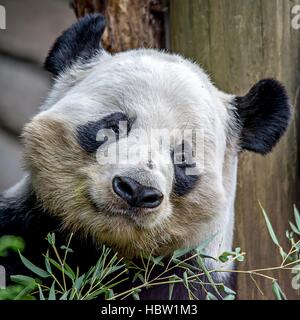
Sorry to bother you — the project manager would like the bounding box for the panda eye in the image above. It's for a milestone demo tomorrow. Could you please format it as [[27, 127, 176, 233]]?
[[110, 124, 120, 135], [172, 141, 199, 196], [77, 112, 131, 153]]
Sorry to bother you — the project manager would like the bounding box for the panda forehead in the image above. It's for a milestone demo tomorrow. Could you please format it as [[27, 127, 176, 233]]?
[[42, 50, 221, 129], [84, 51, 212, 95]]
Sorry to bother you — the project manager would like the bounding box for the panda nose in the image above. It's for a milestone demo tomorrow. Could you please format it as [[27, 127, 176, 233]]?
[[112, 176, 163, 209]]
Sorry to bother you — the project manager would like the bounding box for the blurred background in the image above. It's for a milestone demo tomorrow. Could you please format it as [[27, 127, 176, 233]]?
[[0, 0, 75, 190], [0, 0, 300, 299]]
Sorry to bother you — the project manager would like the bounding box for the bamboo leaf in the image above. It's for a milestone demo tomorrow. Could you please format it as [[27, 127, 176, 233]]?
[[49, 282, 56, 300], [151, 255, 164, 267], [197, 255, 222, 298], [272, 281, 287, 300], [11, 275, 36, 286], [289, 222, 300, 235], [47, 257, 74, 281], [19, 252, 50, 278], [183, 271, 189, 288], [64, 262, 76, 281], [14, 282, 36, 300], [222, 285, 236, 295], [44, 251, 52, 274], [105, 289, 115, 300], [172, 247, 193, 259], [259, 202, 280, 247], [38, 285, 45, 301], [60, 290, 70, 300], [224, 294, 235, 300], [60, 245, 73, 254], [47, 233, 55, 246], [132, 290, 140, 300], [206, 292, 218, 300], [293, 206, 300, 232], [73, 274, 85, 292], [168, 276, 177, 300]]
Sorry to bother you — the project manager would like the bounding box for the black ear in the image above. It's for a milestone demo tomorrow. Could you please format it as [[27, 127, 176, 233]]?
[[44, 14, 106, 77], [235, 79, 291, 155]]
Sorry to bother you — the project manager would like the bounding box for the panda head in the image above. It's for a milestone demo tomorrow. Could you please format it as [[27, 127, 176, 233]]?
[[22, 15, 291, 257]]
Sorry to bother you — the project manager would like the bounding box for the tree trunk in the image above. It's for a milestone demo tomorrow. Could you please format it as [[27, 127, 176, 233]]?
[[170, 0, 300, 300], [71, 0, 166, 52]]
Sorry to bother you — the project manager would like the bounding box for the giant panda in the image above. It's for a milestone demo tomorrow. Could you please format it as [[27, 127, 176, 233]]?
[[0, 14, 291, 299]]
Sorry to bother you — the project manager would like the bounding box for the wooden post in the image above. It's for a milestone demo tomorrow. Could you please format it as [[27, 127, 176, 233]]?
[[71, 0, 165, 52], [170, 0, 300, 299]]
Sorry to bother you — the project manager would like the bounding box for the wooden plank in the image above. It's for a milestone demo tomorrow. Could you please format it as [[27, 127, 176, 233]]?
[[71, 0, 165, 52], [170, 0, 300, 299]]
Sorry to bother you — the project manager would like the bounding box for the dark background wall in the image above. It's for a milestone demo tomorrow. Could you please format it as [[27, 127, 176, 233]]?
[[0, 0, 75, 191]]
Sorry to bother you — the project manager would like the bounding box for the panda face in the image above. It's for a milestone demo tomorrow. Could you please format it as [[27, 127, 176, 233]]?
[[22, 15, 291, 258], [23, 49, 230, 257]]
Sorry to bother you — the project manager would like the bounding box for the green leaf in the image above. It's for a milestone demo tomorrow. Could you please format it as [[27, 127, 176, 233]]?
[[168, 276, 177, 300], [59, 290, 70, 300], [195, 233, 218, 253], [172, 247, 193, 259], [38, 285, 45, 300], [0, 236, 25, 257], [222, 285, 236, 295], [136, 273, 145, 284], [218, 252, 233, 263], [19, 252, 50, 278], [49, 282, 56, 300], [73, 274, 85, 292], [224, 294, 236, 300], [11, 275, 36, 286], [289, 222, 300, 235], [272, 281, 287, 300], [132, 271, 142, 283], [294, 206, 300, 231], [151, 256, 164, 267], [47, 233, 55, 246], [260, 203, 280, 247], [183, 271, 189, 288], [44, 251, 52, 274], [0, 285, 24, 300], [132, 291, 140, 300], [47, 257, 74, 281], [64, 262, 76, 281], [60, 246, 73, 254], [197, 255, 221, 298], [236, 255, 245, 262], [105, 289, 115, 300], [206, 292, 218, 300], [14, 282, 36, 300], [199, 254, 218, 261], [235, 247, 241, 254]]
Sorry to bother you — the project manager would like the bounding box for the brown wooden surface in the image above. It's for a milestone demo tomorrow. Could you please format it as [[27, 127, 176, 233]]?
[[71, 0, 165, 52], [170, 0, 300, 299]]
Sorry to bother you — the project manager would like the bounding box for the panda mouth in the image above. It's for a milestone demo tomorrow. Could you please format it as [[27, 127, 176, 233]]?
[[88, 193, 158, 221]]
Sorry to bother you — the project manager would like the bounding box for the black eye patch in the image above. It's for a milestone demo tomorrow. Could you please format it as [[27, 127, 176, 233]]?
[[77, 112, 131, 153], [172, 142, 199, 196]]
